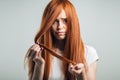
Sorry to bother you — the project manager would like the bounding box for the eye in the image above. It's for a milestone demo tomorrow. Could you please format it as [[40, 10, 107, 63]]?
[[63, 19, 67, 24], [53, 19, 59, 25]]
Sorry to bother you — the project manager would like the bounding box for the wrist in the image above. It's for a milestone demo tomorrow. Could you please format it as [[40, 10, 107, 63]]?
[[33, 57, 45, 65], [35, 61, 45, 66], [82, 68, 87, 80]]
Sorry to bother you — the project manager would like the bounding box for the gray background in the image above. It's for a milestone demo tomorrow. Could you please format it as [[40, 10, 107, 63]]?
[[0, 0, 120, 80]]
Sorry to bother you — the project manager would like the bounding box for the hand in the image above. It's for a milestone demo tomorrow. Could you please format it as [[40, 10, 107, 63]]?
[[68, 63, 84, 75], [28, 43, 45, 65]]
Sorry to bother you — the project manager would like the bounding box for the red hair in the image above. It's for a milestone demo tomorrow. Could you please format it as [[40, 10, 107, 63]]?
[[25, 0, 87, 80]]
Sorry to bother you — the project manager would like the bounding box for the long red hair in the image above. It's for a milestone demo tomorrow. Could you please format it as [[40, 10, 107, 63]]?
[[25, 0, 87, 80]]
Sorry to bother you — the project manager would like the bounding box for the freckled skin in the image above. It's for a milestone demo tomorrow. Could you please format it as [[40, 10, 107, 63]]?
[[51, 9, 67, 40]]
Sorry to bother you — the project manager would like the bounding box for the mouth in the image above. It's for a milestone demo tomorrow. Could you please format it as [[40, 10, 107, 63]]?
[[55, 32, 66, 35]]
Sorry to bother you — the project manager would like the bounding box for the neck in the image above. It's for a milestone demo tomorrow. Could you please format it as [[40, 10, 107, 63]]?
[[53, 39, 65, 51]]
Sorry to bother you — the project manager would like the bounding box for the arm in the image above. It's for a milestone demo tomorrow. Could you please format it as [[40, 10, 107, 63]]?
[[27, 44, 45, 80], [32, 61, 45, 80], [80, 61, 98, 80], [85, 61, 98, 80], [69, 61, 98, 80]]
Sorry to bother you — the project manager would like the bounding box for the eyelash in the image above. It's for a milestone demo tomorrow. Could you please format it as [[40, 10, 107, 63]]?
[[53, 19, 67, 25], [63, 19, 67, 23]]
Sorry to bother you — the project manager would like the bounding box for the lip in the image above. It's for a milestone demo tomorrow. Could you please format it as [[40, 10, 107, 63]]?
[[55, 32, 66, 35]]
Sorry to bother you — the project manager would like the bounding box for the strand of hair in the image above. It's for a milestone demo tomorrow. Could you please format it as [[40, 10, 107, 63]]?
[[37, 43, 76, 65]]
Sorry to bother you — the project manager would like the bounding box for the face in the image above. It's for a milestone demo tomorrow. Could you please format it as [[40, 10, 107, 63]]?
[[51, 9, 67, 40]]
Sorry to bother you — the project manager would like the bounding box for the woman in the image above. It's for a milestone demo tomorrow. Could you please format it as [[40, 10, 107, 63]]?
[[25, 0, 99, 80]]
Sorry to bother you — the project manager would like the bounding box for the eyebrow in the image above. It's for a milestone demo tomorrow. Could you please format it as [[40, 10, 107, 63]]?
[[56, 18, 67, 20], [61, 18, 67, 19]]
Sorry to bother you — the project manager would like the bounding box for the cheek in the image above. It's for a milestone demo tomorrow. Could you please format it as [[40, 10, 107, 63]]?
[[64, 25, 67, 32], [51, 25, 57, 31]]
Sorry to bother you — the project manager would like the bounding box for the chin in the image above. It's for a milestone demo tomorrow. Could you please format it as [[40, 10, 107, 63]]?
[[56, 36, 66, 40]]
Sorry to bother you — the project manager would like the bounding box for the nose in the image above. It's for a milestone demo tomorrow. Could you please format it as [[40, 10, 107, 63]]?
[[58, 20, 64, 30]]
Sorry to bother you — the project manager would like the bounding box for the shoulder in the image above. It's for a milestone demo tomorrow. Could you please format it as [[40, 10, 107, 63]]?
[[84, 45, 99, 66]]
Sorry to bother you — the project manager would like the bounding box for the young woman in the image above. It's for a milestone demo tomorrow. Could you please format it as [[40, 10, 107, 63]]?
[[25, 0, 99, 80]]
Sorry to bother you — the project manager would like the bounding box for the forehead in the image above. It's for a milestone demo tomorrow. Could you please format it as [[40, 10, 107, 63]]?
[[56, 9, 67, 19]]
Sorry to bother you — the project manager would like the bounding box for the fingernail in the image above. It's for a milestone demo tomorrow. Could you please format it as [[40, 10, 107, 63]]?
[[70, 67, 73, 69], [75, 66, 81, 70]]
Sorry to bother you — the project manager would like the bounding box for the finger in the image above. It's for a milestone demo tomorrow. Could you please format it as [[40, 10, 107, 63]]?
[[31, 44, 36, 50], [28, 50, 36, 59], [37, 47, 44, 57], [41, 47, 44, 50], [34, 44, 40, 51], [73, 67, 82, 74], [33, 44, 42, 57], [37, 49, 43, 57], [75, 63, 84, 69], [69, 68, 74, 74], [31, 44, 39, 50], [69, 63, 74, 71], [75, 66, 81, 70], [35, 47, 41, 57], [68, 63, 74, 74], [33, 55, 45, 65], [33, 56, 39, 62], [72, 63, 84, 74], [72, 68, 83, 75], [69, 63, 74, 67]]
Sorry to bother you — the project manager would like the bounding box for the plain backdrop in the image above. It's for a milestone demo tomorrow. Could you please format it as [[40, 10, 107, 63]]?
[[0, 0, 120, 80]]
